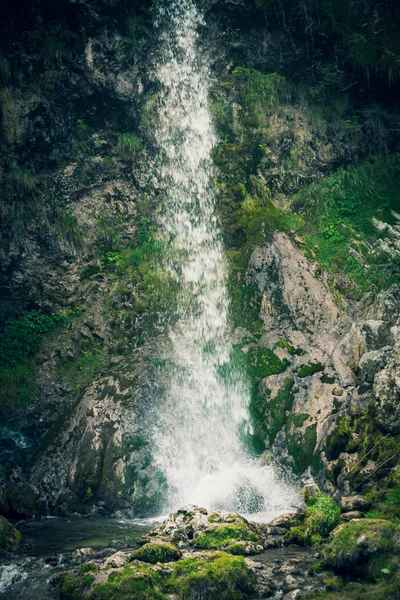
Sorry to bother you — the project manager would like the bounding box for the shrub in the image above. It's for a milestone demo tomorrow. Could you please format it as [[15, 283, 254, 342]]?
[[0, 311, 67, 409], [285, 489, 340, 547], [305, 490, 341, 540], [0, 311, 66, 366]]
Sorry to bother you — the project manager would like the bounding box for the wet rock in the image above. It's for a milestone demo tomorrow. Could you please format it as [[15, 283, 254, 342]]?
[[341, 511, 365, 521], [358, 348, 391, 383], [284, 590, 304, 600], [71, 547, 96, 562], [104, 551, 130, 568], [339, 495, 371, 513], [283, 574, 300, 592], [269, 513, 299, 529], [373, 340, 400, 433]]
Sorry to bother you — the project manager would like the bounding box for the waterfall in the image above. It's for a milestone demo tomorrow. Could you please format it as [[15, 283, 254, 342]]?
[[151, 0, 297, 521]]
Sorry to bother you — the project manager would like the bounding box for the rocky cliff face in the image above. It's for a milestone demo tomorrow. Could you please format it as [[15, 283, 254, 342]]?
[[0, 0, 399, 520], [243, 232, 400, 490]]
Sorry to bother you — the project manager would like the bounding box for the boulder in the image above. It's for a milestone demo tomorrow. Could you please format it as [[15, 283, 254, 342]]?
[[0, 516, 23, 552], [140, 506, 266, 555], [131, 542, 182, 564], [71, 547, 96, 562], [104, 551, 130, 568], [323, 519, 400, 572], [339, 495, 371, 513]]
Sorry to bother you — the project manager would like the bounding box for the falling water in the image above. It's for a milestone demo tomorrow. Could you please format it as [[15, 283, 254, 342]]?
[[151, 0, 297, 521]]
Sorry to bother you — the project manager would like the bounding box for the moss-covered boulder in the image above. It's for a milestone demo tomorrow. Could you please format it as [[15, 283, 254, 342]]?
[[131, 542, 182, 564], [140, 505, 263, 554], [193, 521, 261, 554], [166, 552, 255, 599], [323, 519, 400, 573], [56, 551, 255, 600], [0, 516, 22, 552]]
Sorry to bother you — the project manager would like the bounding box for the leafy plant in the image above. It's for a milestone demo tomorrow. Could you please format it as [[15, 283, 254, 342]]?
[[0, 311, 67, 366], [0, 311, 67, 409]]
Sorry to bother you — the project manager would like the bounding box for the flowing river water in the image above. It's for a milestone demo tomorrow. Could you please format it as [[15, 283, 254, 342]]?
[[151, 0, 298, 520]]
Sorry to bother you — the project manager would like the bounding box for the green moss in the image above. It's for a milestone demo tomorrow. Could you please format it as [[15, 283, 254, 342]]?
[[227, 247, 263, 331], [274, 340, 305, 356], [89, 577, 167, 600], [0, 359, 37, 410], [0, 310, 69, 409], [55, 341, 105, 392], [284, 526, 308, 546], [79, 563, 96, 574], [303, 578, 400, 600], [323, 519, 400, 574], [166, 552, 255, 600], [296, 362, 325, 378], [287, 423, 317, 474], [305, 490, 341, 538], [58, 553, 254, 600], [261, 378, 295, 445], [59, 572, 95, 600], [131, 542, 181, 564], [247, 347, 290, 379], [0, 516, 22, 551], [194, 523, 259, 550], [366, 484, 400, 521], [53, 201, 84, 248], [232, 68, 286, 128], [324, 415, 351, 461], [225, 543, 248, 555], [295, 155, 400, 297], [239, 195, 303, 246], [116, 133, 142, 157], [0, 311, 67, 365], [289, 412, 309, 428]]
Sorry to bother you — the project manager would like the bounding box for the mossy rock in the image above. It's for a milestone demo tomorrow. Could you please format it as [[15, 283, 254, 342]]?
[[303, 576, 400, 600], [131, 542, 182, 564], [323, 519, 400, 573], [166, 552, 255, 600], [57, 552, 255, 600], [0, 516, 22, 552], [247, 347, 290, 379], [193, 522, 260, 550], [58, 566, 163, 600], [286, 423, 317, 474], [5, 483, 37, 516], [296, 362, 325, 378]]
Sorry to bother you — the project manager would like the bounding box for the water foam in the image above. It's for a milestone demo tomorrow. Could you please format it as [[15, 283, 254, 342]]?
[[151, 0, 298, 521]]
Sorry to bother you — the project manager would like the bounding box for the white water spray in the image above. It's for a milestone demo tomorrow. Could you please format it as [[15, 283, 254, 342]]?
[[151, 0, 297, 521]]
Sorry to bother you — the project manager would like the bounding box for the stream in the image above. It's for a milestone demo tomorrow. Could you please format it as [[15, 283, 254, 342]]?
[[0, 517, 154, 598]]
